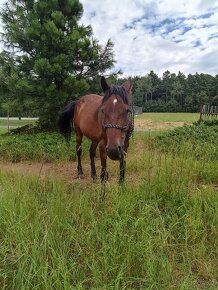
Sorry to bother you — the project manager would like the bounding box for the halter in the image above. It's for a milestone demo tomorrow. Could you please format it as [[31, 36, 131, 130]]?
[[102, 123, 129, 130], [101, 85, 135, 139], [102, 109, 134, 147]]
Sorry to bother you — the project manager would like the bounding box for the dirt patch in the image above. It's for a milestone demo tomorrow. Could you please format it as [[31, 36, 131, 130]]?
[[0, 159, 120, 185], [0, 160, 86, 183], [134, 119, 191, 130]]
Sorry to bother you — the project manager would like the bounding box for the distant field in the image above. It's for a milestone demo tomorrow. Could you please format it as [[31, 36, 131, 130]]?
[[135, 112, 199, 130], [0, 113, 200, 134], [0, 119, 37, 135], [136, 112, 199, 122], [0, 119, 37, 127], [0, 128, 7, 135]]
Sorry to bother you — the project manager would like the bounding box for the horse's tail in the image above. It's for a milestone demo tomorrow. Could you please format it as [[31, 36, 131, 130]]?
[[58, 101, 76, 142]]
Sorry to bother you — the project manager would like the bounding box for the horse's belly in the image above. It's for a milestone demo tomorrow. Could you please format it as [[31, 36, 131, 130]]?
[[75, 94, 103, 142], [80, 119, 102, 141]]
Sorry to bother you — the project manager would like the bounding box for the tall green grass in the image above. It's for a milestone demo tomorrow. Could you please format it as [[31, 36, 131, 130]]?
[[156, 121, 218, 163], [0, 128, 7, 135], [0, 132, 90, 162], [0, 138, 218, 289], [0, 121, 217, 289]]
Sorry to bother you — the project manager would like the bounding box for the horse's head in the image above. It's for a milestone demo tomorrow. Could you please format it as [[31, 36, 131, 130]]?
[[100, 76, 133, 161]]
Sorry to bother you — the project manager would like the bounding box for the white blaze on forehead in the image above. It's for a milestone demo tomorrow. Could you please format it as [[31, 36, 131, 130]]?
[[113, 98, 118, 104]]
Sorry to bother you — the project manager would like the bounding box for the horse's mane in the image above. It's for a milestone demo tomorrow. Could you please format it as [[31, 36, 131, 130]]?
[[103, 85, 129, 104]]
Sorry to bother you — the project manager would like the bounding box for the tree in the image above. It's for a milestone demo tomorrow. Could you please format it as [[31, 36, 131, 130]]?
[[0, 0, 115, 129], [134, 76, 152, 106], [147, 70, 161, 101]]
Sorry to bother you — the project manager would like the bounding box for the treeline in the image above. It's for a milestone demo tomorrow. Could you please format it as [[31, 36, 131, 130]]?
[[117, 70, 218, 112], [1, 69, 218, 117]]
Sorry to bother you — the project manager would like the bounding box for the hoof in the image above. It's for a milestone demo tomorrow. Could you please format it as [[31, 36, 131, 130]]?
[[119, 179, 125, 186], [78, 174, 84, 179], [91, 174, 98, 180], [100, 172, 108, 183], [91, 174, 98, 182]]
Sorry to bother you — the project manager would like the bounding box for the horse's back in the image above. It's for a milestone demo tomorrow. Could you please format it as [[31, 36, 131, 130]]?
[[74, 94, 103, 141]]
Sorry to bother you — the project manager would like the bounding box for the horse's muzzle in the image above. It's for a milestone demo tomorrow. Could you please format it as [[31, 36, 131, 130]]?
[[106, 146, 123, 160]]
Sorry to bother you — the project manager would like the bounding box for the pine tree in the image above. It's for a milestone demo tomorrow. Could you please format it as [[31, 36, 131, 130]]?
[[0, 0, 115, 129]]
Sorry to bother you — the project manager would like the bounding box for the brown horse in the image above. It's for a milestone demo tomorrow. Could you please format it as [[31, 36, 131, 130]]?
[[58, 77, 134, 184]]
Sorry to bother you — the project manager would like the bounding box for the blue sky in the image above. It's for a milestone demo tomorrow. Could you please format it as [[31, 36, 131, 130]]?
[[0, 0, 218, 76], [80, 0, 218, 76]]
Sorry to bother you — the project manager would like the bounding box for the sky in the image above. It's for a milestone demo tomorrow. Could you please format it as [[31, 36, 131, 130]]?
[[80, 0, 218, 76], [0, 0, 218, 77]]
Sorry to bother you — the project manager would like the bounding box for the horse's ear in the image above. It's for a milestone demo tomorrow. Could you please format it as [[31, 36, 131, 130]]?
[[123, 79, 132, 94], [101, 76, 110, 92]]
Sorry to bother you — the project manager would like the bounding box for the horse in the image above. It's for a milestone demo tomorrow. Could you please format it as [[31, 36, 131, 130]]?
[[58, 76, 134, 184]]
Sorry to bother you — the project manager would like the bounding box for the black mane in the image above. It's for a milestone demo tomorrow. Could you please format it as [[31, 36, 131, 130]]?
[[103, 85, 129, 104]]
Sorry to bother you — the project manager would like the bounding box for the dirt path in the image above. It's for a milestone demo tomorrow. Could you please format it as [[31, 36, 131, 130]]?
[[0, 158, 127, 186], [0, 159, 96, 184]]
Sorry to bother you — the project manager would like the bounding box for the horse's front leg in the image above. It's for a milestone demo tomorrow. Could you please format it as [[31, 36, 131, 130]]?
[[99, 140, 108, 182], [90, 141, 98, 180]]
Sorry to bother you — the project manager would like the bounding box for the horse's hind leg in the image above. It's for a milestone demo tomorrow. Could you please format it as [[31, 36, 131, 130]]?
[[90, 141, 98, 180], [99, 140, 108, 182], [76, 133, 83, 178]]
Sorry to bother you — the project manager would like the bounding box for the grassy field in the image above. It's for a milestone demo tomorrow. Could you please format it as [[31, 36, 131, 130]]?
[[0, 119, 37, 127], [0, 119, 217, 289], [136, 112, 199, 122], [0, 128, 7, 135]]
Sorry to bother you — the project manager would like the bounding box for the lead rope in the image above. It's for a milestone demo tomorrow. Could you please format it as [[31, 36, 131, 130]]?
[[100, 168, 107, 202]]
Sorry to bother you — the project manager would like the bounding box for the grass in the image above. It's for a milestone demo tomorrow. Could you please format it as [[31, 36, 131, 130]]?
[[136, 112, 199, 123], [0, 143, 217, 289], [0, 120, 217, 289], [0, 128, 7, 135], [156, 121, 218, 163], [0, 132, 91, 162], [0, 119, 37, 127]]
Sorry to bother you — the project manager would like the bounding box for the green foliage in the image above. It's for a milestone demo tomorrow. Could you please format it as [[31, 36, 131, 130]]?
[[142, 99, 182, 112], [0, 132, 89, 162], [0, 119, 217, 288], [0, 0, 115, 128], [156, 121, 218, 162], [0, 145, 217, 289], [121, 70, 218, 112]]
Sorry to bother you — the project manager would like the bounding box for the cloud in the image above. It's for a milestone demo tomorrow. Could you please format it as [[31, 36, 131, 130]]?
[[0, 0, 217, 76], [80, 0, 218, 76]]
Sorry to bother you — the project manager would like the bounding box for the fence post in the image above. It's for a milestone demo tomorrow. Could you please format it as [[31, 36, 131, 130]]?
[[7, 110, 10, 132]]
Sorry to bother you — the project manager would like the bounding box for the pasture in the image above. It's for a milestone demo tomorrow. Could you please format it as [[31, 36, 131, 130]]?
[[135, 112, 200, 131], [0, 119, 37, 127], [135, 112, 199, 122], [0, 117, 217, 289]]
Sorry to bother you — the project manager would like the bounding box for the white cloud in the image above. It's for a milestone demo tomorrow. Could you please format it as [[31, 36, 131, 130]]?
[[0, 0, 217, 76], [80, 0, 218, 76]]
